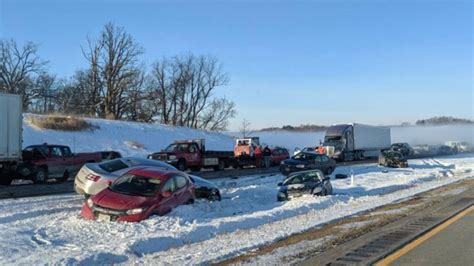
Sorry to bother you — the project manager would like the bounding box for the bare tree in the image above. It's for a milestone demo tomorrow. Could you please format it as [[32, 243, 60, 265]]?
[[0, 39, 47, 108], [31, 72, 57, 113], [82, 23, 144, 119], [239, 119, 253, 138], [199, 97, 237, 131]]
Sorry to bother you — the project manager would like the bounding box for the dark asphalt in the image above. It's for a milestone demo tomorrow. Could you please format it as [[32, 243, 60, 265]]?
[[391, 208, 474, 266]]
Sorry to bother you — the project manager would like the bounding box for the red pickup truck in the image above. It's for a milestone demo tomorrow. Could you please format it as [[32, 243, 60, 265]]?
[[148, 139, 234, 171], [18, 144, 105, 183]]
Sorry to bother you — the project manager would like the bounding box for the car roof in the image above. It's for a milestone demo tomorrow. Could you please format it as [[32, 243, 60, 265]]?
[[127, 167, 179, 179], [288, 169, 324, 177]]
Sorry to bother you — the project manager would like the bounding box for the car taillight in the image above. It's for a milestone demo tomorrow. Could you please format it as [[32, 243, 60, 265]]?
[[85, 174, 101, 182]]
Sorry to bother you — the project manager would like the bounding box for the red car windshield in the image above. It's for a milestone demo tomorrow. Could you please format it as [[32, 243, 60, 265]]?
[[109, 174, 162, 197]]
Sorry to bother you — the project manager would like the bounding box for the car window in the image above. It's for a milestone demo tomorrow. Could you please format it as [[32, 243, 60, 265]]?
[[99, 159, 129, 173], [162, 178, 176, 193], [50, 147, 63, 157], [175, 175, 188, 189], [321, 156, 329, 162], [314, 155, 323, 163], [109, 174, 162, 197], [61, 146, 72, 156]]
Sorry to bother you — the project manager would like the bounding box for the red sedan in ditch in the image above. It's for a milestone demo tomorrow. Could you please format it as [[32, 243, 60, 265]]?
[[81, 167, 195, 222]]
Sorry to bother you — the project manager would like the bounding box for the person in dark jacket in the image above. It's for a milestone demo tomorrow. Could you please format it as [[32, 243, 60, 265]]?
[[263, 145, 272, 168]]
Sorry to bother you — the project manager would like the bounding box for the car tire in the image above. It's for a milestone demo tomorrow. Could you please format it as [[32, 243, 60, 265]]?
[[32, 168, 48, 184], [177, 160, 187, 171], [57, 170, 70, 183]]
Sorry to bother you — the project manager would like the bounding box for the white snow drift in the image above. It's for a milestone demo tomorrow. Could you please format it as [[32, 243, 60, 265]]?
[[0, 154, 472, 265]]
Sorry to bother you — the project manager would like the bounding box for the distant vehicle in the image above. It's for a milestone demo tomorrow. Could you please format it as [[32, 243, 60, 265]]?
[[379, 150, 408, 168], [148, 139, 234, 172], [437, 145, 457, 156], [0, 93, 22, 186], [280, 151, 336, 176], [318, 123, 391, 161], [277, 170, 332, 201], [74, 157, 177, 196], [390, 143, 413, 156], [233, 137, 262, 168], [81, 167, 195, 222], [445, 141, 472, 153], [98, 151, 122, 160], [18, 144, 103, 184], [270, 147, 290, 166]]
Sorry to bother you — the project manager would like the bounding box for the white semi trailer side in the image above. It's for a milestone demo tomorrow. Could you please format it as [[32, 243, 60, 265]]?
[[0, 93, 22, 185]]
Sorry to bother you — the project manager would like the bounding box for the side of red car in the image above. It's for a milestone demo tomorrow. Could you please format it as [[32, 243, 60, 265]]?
[[81, 167, 195, 222], [271, 147, 290, 165]]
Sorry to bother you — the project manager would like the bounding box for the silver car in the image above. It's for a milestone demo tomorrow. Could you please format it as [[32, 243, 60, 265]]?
[[74, 157, 177, 196]]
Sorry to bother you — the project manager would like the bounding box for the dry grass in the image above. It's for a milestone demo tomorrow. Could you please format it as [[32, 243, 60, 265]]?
[[27, 115, 99, 131], [125, 140, 146, 149]]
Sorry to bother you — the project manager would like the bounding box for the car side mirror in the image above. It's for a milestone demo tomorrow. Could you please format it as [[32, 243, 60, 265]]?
[[277, 182, 283, 186], [162, 191, 172, 198]]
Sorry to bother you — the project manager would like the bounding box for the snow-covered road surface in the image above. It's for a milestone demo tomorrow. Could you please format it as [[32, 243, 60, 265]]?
[[0, 155, 473, 265]]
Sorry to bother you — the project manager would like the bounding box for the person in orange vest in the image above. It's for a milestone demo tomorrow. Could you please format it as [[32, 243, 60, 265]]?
[[254, 145, 262, 168]]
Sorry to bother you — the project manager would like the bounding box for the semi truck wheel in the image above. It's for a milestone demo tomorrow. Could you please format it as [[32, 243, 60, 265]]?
[[32, 168, 48, 184]]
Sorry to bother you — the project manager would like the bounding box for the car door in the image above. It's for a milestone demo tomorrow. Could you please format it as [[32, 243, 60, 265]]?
[[48, 146, 67, 177], [187, 144, 201, 167], [271, 149, 280, 164], [156, 177, 177, 215], [172, 174, 191, 205], [320, 155, 333, 173], [60, 146, 77, 174]]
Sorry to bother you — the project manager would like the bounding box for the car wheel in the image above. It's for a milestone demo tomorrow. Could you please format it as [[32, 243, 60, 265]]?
[[177, 160, 187, 171], [32, 168, 48, 184], [57, 170, 70, 183]]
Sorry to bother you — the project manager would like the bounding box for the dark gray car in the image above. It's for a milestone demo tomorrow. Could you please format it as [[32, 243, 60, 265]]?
[[277, 170, 333, 201], [279, 151, 336, 176]]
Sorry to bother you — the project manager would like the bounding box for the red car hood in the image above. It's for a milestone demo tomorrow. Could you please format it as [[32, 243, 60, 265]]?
[[92, 189, 155, 210]]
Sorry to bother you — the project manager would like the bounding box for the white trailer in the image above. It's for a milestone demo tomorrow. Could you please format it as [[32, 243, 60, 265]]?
[[321, 123, 391, 161], [0, 93, 23, 185]]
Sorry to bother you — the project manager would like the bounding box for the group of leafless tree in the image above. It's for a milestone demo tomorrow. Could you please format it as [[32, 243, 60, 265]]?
[[0, 23, 236, 131]]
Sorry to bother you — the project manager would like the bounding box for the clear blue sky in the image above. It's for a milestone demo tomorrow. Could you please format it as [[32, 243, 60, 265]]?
[[1, 0, 472, 130]]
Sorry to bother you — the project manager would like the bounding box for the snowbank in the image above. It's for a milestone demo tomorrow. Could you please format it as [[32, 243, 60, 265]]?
[[23, 114, 235, 156]]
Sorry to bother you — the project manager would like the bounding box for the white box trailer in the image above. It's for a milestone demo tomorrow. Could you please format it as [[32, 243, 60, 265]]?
[[321, 123, 391, 161], [0, 93, 22, 185]]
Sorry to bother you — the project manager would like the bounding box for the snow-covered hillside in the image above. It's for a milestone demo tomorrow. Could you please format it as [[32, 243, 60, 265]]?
[[23, 114, 235, 156], [0, 155, 472, 264]]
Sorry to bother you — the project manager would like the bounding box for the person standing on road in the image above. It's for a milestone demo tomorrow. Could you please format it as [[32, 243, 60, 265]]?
[[263, 145, 272, 168], [254, 145, 262, 168]]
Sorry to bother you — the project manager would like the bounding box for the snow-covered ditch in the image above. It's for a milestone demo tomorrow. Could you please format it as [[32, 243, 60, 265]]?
[[0, 155, 473, 264]]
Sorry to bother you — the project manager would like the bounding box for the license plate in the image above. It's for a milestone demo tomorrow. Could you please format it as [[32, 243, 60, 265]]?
[[97, 213, 111, 222]]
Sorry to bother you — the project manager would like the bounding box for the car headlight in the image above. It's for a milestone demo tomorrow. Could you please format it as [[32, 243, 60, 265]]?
[[313, 186, 323, 194], [296, 164, 306, 169], [126, 208, 144, 215], [86, 198, 94, 208], [169, 155, 176, 160]]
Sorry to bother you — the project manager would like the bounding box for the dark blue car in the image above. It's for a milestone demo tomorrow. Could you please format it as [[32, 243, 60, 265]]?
[[279, 151, 336, 176], [277, 170, 333, 201]]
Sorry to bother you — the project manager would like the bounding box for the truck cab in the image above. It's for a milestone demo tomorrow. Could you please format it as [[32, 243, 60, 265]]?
[[148, 139, 233, 172], [233, 137, 262, 168]]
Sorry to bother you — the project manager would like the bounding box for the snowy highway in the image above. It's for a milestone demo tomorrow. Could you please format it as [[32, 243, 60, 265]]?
[[0, 155, 473, 265]]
